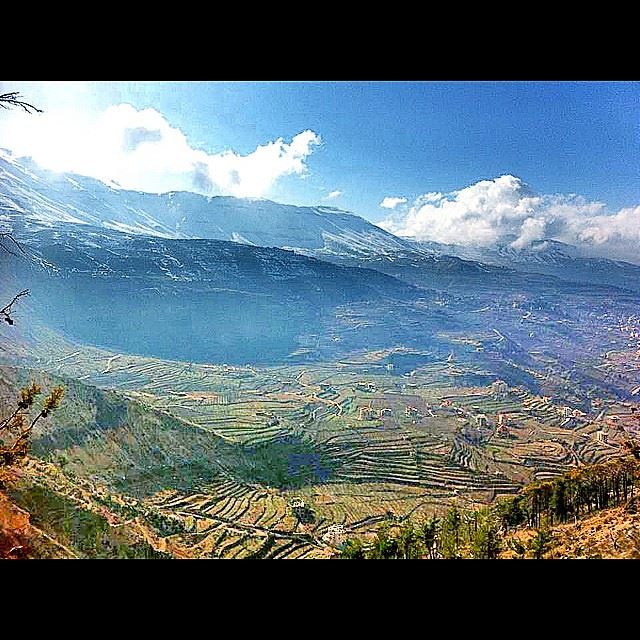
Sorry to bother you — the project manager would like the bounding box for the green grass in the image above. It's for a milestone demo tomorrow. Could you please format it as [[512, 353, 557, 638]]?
[[6, 482, 170, 559]]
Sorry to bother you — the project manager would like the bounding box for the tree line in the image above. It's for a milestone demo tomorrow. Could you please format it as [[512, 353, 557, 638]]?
[[340, 452, 640, 559], [496, 453, 638, 531]]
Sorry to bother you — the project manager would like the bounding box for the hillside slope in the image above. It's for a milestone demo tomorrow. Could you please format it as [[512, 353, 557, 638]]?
[[501, 500, 640, 559], [2, 222, 431, 364], [0, 365, 337, 559]]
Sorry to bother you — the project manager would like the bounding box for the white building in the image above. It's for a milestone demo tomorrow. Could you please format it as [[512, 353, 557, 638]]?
[[322, 524, 347, 547], [405, 405, 420, 418], [491, 380, 509, 396]]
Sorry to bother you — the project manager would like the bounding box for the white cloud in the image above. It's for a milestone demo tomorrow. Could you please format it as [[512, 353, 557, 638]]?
[[380, 196, 407, 209], [378, 174, 640, 264], [0, 103, 321, 198], [325, 190, 342, 200]]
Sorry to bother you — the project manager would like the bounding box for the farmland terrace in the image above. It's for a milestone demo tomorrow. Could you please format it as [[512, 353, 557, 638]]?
[[2, 333, 635, 557]]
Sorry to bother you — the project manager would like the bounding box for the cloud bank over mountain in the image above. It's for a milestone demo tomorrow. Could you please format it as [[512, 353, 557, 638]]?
[[0, 103, 320, 199], [379, 175, 640, 264]]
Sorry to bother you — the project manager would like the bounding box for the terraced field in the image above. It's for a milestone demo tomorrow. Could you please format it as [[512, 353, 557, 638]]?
[[144, 476, 334, 559], [4, 335, 635, 558]]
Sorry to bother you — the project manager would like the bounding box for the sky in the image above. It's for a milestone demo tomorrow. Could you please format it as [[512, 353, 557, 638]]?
[[1, 81, 639, 261]]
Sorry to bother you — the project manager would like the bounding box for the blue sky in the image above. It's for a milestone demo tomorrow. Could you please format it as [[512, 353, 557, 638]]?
[[3, 81, 638, 224]]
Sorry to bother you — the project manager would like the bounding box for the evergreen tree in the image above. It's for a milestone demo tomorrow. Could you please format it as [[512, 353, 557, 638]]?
[[340, 538, 366, 559], [528, 526, 552, 559], [422, 516, 439, 559]]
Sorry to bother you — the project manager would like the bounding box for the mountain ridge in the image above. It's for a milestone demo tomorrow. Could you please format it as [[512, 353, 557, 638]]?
[[5, 150, 640, 294], [0, 151, 412, 256]]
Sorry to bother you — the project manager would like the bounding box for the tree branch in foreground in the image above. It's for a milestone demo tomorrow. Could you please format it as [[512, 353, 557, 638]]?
[[0, 92, 43, 114], [0, 233, 28, 258], [1, 290, 29, 326], [1, 384, 64, 466]]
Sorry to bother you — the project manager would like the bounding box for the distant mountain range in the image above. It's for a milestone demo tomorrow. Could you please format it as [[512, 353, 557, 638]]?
[[2, 151, 639, 371], [411, 238, 640, 293], [3, 222, 434, 364], [4, 150, 640, 294], [0, 150, 410, 256]]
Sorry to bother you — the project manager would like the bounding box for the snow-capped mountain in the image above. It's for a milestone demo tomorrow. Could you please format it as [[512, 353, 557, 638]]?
[[410, 238, 640, 293], [3, 150, 639, 293], [0, 150, 412, 256]]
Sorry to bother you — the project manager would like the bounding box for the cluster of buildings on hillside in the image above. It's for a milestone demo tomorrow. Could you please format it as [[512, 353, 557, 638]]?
[[352, 375, 640, 445], [358, 405, 392, 421], [357, 402, 440, 422], [558, 405, 588, 428], [354, 379, 518, 437], [459, 411, 514, 443]]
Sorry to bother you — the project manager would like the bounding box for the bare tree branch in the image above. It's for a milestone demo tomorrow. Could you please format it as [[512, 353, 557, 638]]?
[[0, 289, 29, 326], [0, 92, 43, 114], [0, 232, 28, 258]]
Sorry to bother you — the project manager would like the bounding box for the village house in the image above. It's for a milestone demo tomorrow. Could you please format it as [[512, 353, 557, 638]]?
[[475, 414, 488, 428], [359, 406, 374, 421], [496, 423, 510, 437], [378, 407, 393, 418], [405, 405, 420, 418], [491, 380, 509, 397], [322, 524, 346, 547], [607, 415, 621, 428]]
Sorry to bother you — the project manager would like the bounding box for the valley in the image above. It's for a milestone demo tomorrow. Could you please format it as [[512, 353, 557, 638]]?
[[2, 153, 640, 559], [3, 311, 637, 557]]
